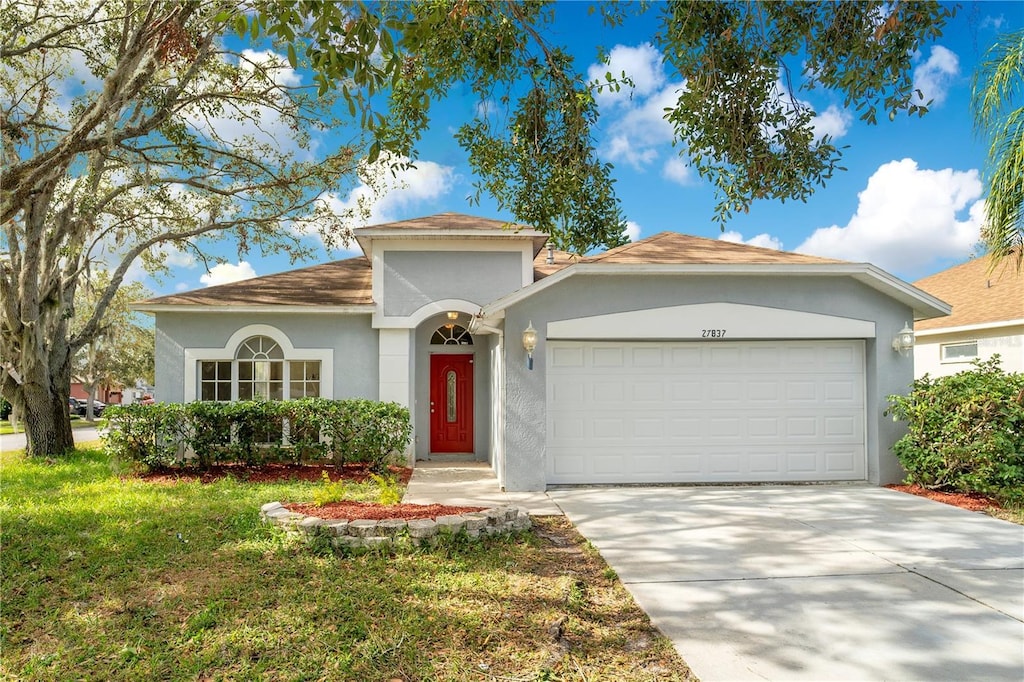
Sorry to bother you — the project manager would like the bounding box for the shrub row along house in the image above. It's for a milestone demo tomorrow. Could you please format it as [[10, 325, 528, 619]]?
[[135, 213, 950, 492]]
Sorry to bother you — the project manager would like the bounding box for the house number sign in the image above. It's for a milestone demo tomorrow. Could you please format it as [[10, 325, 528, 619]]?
[[701, 329, 727, 338]]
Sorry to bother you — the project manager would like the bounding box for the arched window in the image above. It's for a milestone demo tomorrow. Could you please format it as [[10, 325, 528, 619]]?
[[236, 336, 284, 400], [197, 333, 321, 401], [431, 324, 473, 346]]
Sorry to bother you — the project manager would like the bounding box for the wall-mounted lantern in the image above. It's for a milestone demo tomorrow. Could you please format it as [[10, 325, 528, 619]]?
[[892, 322, 915, 354], [522, 321, 538, 370]]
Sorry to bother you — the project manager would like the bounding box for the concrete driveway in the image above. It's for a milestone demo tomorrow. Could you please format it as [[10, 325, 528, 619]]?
[[548, 485, 1024, 681]]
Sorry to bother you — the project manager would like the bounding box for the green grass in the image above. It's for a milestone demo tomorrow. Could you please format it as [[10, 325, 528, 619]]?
[[1, 446, 694, 681], [987, 505, 1024, 525]]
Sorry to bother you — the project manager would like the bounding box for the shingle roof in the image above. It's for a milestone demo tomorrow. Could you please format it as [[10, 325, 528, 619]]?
[[354, 212, 535, 233], [585, 232, 846, 265], [139, 223, 855, 309], [913, 253, 1023, 331], [140, 257, 372, 307], [533, 247, 578, 280]]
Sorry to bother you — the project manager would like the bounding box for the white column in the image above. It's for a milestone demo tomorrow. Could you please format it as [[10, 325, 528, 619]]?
[[378, 328, 411, 406]]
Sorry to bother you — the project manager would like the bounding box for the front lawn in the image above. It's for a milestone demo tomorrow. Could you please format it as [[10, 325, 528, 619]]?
[[0, 446, 694, 681]]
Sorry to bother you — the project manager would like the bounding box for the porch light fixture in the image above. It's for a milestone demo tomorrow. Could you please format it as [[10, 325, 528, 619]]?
[[447, 311, 459, 321], [522, 321, 538, 370], [892, 322, 915, 354]]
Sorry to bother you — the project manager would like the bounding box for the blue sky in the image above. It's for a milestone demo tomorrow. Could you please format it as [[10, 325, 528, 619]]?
[[151, 1, 1023, 296]]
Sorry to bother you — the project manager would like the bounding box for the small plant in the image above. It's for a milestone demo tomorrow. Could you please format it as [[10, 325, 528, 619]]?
[[312, 471, 350, 506], [370, 472, 402, 505]]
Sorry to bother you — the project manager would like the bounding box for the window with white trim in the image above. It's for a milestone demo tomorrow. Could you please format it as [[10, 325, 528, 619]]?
[[199, 361, 232, 401], [941, 341, 978, 363], [289, 361, 321, 398], [196, 335, 322, 401]]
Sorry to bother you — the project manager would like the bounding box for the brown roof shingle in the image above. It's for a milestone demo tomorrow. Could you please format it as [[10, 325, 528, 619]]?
[[140, 257, 372, 307], [140, 223, 857, 309], [914, 254, 1023, 331], [585, 232, 846, 265], [354, 212, 536, 233]]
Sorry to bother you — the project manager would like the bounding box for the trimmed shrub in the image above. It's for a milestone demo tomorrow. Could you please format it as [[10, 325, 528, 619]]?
[[278, 397, 330, 463], [103, 403, 185, 469], [183, 401, 234, 469], [103, 398, 412, 472], [887, 357, 1024, 504]]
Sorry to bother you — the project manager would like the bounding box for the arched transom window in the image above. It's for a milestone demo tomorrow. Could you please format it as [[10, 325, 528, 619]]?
[[198, 334, 321, 401], [236, 336, 284, 400], [431, 324, 473, 346]]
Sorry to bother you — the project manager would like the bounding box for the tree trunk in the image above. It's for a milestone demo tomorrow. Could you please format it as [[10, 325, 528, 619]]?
[[17, 323, 76, 457], [23, 385, 74, 457]]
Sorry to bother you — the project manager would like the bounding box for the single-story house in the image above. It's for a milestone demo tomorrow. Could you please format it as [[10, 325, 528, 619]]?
[[913, 253, 1023, 378], [137, 213, 951, 492]]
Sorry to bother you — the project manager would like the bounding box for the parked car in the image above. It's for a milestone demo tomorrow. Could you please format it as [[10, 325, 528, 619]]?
[[69, 397, 105, 417]]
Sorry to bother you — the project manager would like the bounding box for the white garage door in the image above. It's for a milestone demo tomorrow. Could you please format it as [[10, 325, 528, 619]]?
[[547, 340, 866, 484]]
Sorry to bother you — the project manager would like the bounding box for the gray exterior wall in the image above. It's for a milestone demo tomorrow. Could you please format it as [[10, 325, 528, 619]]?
[[382, 251, 522, 316], [154, 312, 378, 403], [500, 274, 915, 491], [411, 314, 491, 460]]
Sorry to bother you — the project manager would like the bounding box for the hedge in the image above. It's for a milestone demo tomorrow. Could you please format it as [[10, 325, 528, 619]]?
[[103, 398, 412, 472], [887, 357, 1024, 505]]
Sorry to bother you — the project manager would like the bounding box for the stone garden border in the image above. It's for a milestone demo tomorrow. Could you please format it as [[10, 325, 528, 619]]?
[[260, 501, 532, 551]]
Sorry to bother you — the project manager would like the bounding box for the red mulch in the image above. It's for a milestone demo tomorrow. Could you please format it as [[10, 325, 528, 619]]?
[[886, 484, 999, 511], [137, 462, 481, 520], [138, 462, 412, 486], [283, 500, 487, 521]]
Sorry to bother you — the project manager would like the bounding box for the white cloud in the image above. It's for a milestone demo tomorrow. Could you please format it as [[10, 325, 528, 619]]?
[[175, 282, 190, 292], [183, 49, 308, 155], [586, 42, 689, 170], [979, 15, 1004, 31], [314, 154, 456, 239], [588, 43, 666, 106], [719, 231, 784, 251], [662, 157, 695, 186], [606, 135, 659, 168], [797, 158, 983, 273], [811, 104, 853, 140], [161, 247, 196, 268], [623, 220, 642, 242], [913, 45, 959, 106], [774, 76, 852, 142], [201, 261, 257, 287]]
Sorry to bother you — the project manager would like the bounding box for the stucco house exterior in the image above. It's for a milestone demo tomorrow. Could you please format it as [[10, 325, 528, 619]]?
[[137, 213, 951, 492], [913, 253, 1023, 378]]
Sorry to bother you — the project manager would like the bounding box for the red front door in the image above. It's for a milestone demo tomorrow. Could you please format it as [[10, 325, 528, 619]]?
[[429, 354, 474, 453]]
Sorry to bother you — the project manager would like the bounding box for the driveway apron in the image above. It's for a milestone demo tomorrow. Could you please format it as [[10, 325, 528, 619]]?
[[548, 485, 1024, 682]]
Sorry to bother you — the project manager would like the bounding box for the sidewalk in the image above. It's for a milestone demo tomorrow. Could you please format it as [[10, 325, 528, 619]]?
[[402, 461, 563, 515], [0, 426, 103, 454]]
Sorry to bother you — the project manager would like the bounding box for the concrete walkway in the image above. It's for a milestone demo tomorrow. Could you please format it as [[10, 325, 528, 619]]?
[[549, 485, 1024, 682], [402, 461, 563, 515]]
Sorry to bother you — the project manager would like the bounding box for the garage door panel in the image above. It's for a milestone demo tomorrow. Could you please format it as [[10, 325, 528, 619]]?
[[550, 345, 585, 368], [547, 340, 866, 484], [549, 409, 864, 444]]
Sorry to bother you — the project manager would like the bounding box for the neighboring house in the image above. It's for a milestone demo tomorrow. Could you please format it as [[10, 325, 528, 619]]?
[[70, 382, 121, 404], [136, 213, 950, 492], [913, 254, 1023, 378]]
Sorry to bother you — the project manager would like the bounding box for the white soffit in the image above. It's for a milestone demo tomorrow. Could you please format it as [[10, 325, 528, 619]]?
[[547, 302, 876, 340]]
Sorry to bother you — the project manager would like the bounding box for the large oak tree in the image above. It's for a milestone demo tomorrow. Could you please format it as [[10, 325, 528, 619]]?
[[2, 0, 955, 456]]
